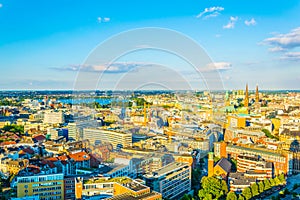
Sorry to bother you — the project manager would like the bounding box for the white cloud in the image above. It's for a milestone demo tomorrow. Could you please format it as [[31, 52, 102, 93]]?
[[223, 16, 238, 29], [196, 6, 224, 19], [201, 62, 232, 72], [0, 3, 2, 8], [263, 27, 300, 49], [103, 17, 110, 22], [51, 62, 149, 73], [268, 46, 286, 52], [280, 52, 300, 61], [244, 18, 257, 26], [97, 17, 110, 23]]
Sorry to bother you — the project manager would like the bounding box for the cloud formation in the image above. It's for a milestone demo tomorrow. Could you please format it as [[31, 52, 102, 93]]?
[[263, 27, 300, 50], [281, 52, 300, 61], [196, 6, 224, 19], [223, 16, 238, 29], [51, 62, 149, 73], [97, 17, 110, 23], [201, 62, 232, 72], [244, 18, 256, 26], [0, 3, 2, 8]]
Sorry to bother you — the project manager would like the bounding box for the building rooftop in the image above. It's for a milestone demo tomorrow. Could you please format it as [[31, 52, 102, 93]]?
[[106, 191, 161, 200], [146, 162, 189, 177], [228, 144, 285, 157], [215, 158, 232, 173], [69, 151, 90, 162]]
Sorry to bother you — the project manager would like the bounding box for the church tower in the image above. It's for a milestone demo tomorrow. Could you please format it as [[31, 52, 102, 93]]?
[[244, 83, 249, 107], [208, 152, 214, 177], [255, 84, 259, 104]]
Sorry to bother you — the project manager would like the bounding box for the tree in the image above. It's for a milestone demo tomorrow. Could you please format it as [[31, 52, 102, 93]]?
[[198, 190, 213, 200], [278, 174, 285, 183], [264, 179, 271, 190], [181, 194, 194, 200], [258, 181, 264, 193], [238, 194, 245, 200], [250, 183, 259, 196], [198, 176, 228, 200], [226, 191, 237, 200], [274, 177, 281, 186], [262, 129, 278, 140], [270, 178, 276, 187], [242, 187, 252, 200]]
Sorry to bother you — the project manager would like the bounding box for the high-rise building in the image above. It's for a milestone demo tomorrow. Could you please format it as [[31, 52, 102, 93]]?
[[143, 162, 191, 200]]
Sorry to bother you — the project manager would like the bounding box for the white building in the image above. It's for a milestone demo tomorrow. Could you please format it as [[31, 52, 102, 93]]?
[[43, 111, 64, 124], [82, 128, 132, 148]]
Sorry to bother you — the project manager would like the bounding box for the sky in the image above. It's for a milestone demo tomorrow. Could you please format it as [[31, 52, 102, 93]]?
[[0, 0, 300, 90]]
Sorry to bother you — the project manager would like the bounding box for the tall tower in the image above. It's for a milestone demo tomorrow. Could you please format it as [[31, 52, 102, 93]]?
[[244, 83, 249, 107], [255, 84, 259, 104], [208, 152, 214, 177]]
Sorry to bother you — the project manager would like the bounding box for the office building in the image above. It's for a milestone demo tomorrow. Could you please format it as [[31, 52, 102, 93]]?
[[143, 162, 191, 200], [83, 128, 132, 148]]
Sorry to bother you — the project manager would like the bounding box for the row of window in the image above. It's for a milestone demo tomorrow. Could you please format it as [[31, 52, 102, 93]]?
[[33, 186, 61, 192]]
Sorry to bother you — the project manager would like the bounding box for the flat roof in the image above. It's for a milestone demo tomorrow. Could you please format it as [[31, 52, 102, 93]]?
[[146, 162, 189, 177]]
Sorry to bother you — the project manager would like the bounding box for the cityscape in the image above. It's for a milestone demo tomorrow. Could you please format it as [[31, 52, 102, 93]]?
[[1, 1, 300, 200]]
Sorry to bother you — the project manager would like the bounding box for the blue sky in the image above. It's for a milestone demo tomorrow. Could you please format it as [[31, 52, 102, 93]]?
[[0, 0, 300, 90]]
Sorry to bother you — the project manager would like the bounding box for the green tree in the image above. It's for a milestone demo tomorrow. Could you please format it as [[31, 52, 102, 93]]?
[[274, 177, 281, 186], [270, 178, 276, 187], [241, 187, 252, 200], [238, 194, 245, 200], [226, 191, 237, 200], [278, 174, 285, 183], [198, 176, 228, 200], [262, 128, 279, 140], [2, 124, 24, 134], [250, 183, 259, 196], [181, 194, 193, 200], [258, 181, 264, 193], [264, 179, 271, 190], [198, 190, 213, 200]]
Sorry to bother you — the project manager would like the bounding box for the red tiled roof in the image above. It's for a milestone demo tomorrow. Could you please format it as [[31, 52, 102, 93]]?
[[33, 134, 46, 141], [69, 151, 90, 162], [41, 160, 56, 168], [23, 147, 34, 154], [57, 155, 68, 161], [46, 157, 59, 161], [0, 141, 16, 146]]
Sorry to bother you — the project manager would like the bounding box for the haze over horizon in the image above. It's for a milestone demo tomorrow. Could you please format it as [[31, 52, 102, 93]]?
[[1, 0, 300, 90]]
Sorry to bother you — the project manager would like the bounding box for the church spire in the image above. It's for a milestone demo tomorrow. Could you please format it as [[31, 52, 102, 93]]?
[[244, 83, 249, 107], [255, 84, 259, 104]]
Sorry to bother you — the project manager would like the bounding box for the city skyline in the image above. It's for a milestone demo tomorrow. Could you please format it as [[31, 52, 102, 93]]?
[[0, 0, 300, 90]]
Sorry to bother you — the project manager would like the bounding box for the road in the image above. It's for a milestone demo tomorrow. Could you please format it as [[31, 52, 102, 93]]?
[[266, 174, 300, 199]]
